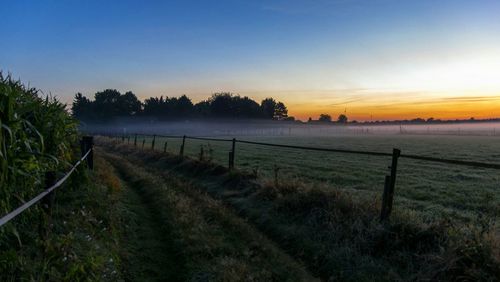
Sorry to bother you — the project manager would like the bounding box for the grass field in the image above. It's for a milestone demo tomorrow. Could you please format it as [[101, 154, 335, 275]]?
[[128, 134, 500, 223], [99, 138, 500, 280]]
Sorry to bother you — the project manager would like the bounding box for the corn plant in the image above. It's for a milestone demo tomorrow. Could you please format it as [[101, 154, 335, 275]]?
[[0, 73, 78, 233]]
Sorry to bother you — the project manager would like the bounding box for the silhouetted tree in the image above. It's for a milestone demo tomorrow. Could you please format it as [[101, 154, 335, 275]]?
[[72, 93, 93, 120], [175, 95, 194, 118], [319, 114, 332, 122], [234, 96, 261, 118], [209, 93, 234, 118], [194, 100, 210, 117], [274, 102, 288, 120], [143, 96, 165, 117], [72, 90, 290, 122], [261, 98, 277, 119], [93, 89, 122, 120], [337, 114, 348, 124], [118, 91, 142, 116]]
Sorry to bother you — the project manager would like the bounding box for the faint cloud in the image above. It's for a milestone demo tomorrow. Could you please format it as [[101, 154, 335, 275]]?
[[438, 96, 500, 102], [261, 0, 361, 15]]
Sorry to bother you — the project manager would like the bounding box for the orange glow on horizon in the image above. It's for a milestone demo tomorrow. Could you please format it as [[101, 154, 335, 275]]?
[[287, 95, 500, 121]]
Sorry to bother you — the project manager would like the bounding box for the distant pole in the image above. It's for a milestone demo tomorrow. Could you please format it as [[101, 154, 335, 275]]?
[[180, 135, 186, 156], [380, 148, 400, 221], [163, 141, 168, 153], [142, 139, 145, 150], [151, 135, 156, 150], [134, 134, 137, 147]]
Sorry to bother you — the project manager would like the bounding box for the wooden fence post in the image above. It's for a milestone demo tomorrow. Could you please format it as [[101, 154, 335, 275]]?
[[40, 171, 56, 240], [43, 171, 56, 215], [134, 134, 137, 147], [180, 135, 186, 156], [164, 141, 168, 153], [380, 175, 391, 221], [81, 136, 94, 170], [151, 135, 156, 150], [380, 148, 400, 221], [229, 138, 236, 169], [142, 139, 145, 150]]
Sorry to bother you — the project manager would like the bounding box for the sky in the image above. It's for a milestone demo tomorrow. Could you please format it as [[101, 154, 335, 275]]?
[[2, 0, 500, 121]]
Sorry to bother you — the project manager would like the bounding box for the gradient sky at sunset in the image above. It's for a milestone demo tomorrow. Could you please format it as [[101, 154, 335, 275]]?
[[2, 0, 500, 121]]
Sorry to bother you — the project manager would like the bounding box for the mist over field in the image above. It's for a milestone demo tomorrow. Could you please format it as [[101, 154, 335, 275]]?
[[82, 119, 500, 137]]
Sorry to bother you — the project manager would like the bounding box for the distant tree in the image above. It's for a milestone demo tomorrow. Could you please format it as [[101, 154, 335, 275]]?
[[93, 89, 122, 120], [71, 93, 92, 120], [143, 96, 165, 117], [411, 118, 425, 123], [143, 95, 194, 119], [209, 92, 235, 118], [274, 102, 288, 120], [308, 117, 312, 122], [283, 116, 295, 121], [72, 89, 289, 122], [194, 100, 210, 117], [118, 91, 142, 116], [337, 114, 348, 124], [91, 89, 143, 119], [234, 96, 262, 118], [206, 93, 264, 119], [318, 114, 332, 122], [175, 95, 194, 117], [260, 98, 277, 119]]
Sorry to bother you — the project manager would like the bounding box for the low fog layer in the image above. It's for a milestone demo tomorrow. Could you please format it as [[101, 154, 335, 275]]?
[[81, 120, 500, 137]]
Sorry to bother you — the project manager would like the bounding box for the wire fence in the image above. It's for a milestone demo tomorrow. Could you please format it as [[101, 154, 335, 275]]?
[[0, 137, 94, 228], [115, 133, 500, 169], [107, 133, 500, 221]]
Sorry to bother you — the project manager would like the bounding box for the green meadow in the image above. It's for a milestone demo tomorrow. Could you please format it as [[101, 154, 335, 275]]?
[[132, 134, 500, 223]]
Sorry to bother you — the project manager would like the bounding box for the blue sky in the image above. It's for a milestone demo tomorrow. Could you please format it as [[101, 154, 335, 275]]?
[[2, 0, 500, 119]]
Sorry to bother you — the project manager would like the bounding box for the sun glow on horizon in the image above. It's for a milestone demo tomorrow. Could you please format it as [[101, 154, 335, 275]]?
[[3, 0, 500, 121]]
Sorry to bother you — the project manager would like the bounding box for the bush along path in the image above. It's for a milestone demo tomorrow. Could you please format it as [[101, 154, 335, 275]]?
[[98, 138, 500, 282], [101, 150, 316, 281]]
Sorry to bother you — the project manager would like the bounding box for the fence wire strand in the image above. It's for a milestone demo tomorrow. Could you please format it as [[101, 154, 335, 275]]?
[[0, 149, 92, 227], [114, 133, 500, 170]]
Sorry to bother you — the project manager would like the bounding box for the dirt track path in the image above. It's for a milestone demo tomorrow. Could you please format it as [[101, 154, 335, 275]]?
[[102, 149, 317, 281], [114, 160, 185, 281]]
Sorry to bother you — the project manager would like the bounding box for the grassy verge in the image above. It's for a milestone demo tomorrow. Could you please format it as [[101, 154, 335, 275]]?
[[0, 156, 123, 281], [100, 138, 500, 281], [103, 149, 316, 281]]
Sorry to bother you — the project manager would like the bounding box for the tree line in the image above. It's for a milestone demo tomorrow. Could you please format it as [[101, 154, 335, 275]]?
[[72, 90, 291, 122]]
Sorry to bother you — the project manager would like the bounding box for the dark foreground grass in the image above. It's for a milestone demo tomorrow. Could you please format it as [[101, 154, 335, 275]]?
[[102, 149, 316, 281], [100, 138, 500, 281], [0, 156, 123, 281]]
